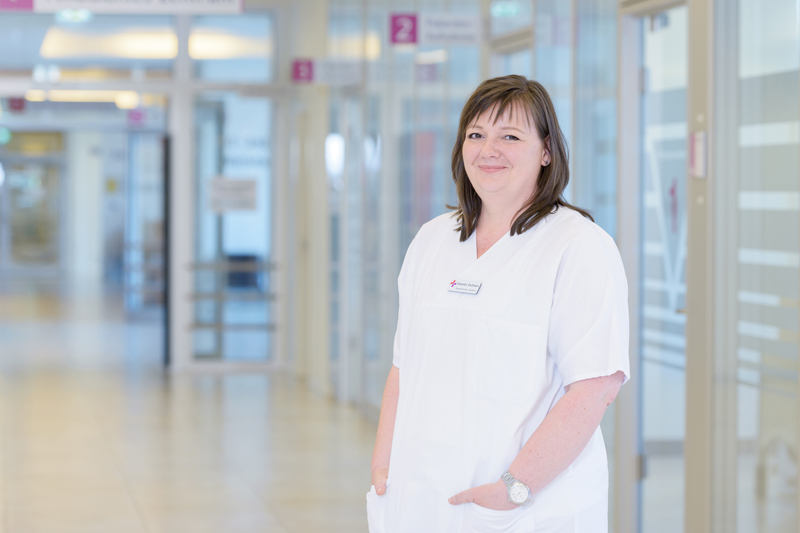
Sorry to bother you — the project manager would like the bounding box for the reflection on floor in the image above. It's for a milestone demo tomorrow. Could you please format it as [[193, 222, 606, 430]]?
[[0, 285, 374, 533], [642, 456, 683, 533]]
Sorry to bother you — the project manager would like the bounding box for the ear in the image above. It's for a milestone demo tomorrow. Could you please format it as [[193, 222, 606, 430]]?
[[542, 136, 551, 166]]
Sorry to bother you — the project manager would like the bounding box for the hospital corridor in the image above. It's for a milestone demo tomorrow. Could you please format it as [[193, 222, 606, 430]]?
[[0, 0, 799, 531]]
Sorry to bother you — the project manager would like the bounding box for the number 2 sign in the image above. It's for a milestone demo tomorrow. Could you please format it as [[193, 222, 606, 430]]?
[[390, 13, 417, 44]]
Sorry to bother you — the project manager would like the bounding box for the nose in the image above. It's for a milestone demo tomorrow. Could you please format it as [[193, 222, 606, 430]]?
[[480, 137, 501, 158]]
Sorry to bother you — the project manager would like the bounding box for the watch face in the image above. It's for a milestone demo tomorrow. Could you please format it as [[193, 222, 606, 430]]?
[[509, 483, 529, 504]]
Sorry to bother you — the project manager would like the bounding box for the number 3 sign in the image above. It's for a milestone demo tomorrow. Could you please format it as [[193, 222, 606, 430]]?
[[292, 59, 314, 83], [390, 13, 417, 44]]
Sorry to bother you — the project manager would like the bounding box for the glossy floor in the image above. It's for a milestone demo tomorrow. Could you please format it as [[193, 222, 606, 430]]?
[[0, 284, 375, 533]]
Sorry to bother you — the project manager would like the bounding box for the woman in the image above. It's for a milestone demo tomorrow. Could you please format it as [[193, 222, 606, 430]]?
[[367, 75, 629, 532]]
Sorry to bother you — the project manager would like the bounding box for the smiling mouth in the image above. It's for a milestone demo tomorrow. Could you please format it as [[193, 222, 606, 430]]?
[[478, 166, 506, 173]]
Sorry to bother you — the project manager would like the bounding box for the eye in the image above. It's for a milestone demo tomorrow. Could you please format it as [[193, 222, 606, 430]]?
[[504, 135, 520, 141], [467, 132, 483, 139]]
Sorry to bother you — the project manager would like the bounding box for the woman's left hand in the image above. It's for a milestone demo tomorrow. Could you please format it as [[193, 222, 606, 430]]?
[[448, 479, 517, 510]]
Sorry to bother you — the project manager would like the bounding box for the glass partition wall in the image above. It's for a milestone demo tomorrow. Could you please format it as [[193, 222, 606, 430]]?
[[0, 10, 278, 368], [326, 0, 483, 412], [617, 0, 800, 531], [713, 0, 800, 531]]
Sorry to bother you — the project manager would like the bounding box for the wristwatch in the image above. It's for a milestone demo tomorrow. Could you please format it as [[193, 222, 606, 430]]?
[[501, 470, 532, 506]]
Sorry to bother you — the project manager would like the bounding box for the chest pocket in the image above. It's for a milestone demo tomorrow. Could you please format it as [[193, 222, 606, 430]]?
[[471, 316, 542, 405]]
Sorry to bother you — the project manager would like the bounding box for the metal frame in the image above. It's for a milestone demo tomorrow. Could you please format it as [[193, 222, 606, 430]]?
[[684, 0, 713, 529], [619, 0, 683, 16], [615, 10, 644, 533], [710, 0, 738, 529]]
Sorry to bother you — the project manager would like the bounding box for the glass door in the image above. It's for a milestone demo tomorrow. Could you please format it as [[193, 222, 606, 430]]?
[[0, 133, 65, 274], [124, 132, 167, 315], [193, 92, 274, 363], [638, 6, 688, 532]]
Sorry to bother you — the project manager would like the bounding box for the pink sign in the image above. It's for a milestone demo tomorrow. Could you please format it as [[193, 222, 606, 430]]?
[[390, 13, 417, 44], [292, 59, 314, 83], [128, 109, 146, 127], [0, 0, 33, 10], [9, 98, 25, 112], [416, 63, 438, 84]]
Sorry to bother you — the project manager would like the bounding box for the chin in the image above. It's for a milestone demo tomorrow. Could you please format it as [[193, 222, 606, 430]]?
[[474, 181, 507, 195]]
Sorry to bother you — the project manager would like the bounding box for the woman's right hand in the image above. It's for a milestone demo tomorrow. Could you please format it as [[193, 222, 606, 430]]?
[[371, 467, 389, 495]]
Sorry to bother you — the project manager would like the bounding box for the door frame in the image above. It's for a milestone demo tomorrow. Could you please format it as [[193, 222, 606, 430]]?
[[615, 0, 714, 532], [615, 9, 643, 532]]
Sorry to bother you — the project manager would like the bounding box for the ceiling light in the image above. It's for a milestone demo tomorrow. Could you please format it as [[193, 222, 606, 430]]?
[[43, 90, 140, 109], [327, 33, 381, 60], [114, 92, 139, 109], [47, 65, 61, 82], [40, 27, 178, 59], [25, 90, 47, 102], [415, 49, 448, 64], [33, 65, 47, 83], [47, 90, 117, 103], [188, 33, 272, 60], [491, 1, 520, 18], [55, 9, 93, 23]]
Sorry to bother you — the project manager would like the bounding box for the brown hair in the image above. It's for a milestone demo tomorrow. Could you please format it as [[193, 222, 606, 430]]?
[[449, 75, 592, 241]]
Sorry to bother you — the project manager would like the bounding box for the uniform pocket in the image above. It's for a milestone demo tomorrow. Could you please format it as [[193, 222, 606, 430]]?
[[471, 317, 542, 404], [366, 485, 386, 533], [463, 503, 533, 532]]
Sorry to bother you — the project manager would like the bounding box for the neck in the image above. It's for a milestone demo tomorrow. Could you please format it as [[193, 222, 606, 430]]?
[[478, 195, 527, 234]]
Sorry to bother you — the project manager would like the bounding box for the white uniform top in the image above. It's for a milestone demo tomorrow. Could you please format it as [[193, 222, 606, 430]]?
[[367, 207, 630, 533]]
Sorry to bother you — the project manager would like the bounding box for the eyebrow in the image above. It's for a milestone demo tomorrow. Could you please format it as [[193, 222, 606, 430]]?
[[468, 125, 527, 134], [498, 126, 526, 133]]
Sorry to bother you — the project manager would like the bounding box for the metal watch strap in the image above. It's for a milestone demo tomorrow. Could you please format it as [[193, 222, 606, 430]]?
[[501, 470, 516, 487]]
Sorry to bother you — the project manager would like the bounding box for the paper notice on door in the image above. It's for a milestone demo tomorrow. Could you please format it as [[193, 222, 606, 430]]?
[[208, 177, 257, 213]]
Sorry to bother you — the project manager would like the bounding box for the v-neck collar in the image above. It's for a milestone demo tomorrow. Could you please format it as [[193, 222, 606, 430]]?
[[472, 228, 512, 261]]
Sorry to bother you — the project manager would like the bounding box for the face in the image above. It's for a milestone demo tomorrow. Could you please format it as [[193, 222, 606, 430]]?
[[462, 104, 549, 209]]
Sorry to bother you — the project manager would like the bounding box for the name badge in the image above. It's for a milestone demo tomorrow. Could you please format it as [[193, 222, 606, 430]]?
[[448, 279, 482, 295]]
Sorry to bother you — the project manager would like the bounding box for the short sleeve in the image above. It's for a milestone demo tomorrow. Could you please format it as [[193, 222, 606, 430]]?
[[547, 227, 630, 386], [392, 237, 418, 369]]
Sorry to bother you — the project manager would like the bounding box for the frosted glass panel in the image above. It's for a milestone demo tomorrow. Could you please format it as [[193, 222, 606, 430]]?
[[718, 0, 800, 530]]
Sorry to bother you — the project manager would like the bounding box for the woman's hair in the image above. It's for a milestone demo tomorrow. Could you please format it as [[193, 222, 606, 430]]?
[[450, 75, 593, 241]]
